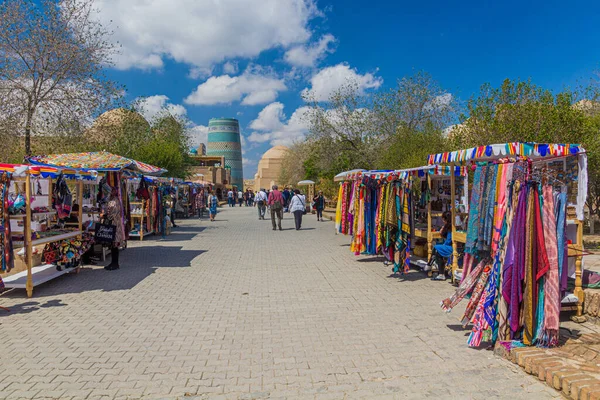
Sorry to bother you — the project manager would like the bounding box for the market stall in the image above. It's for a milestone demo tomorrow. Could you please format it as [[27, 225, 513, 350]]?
[[27, 151, 166, 245], [334, 165, 468, 276], [0, 164, 98, 297], [429, 142, 587, 347]]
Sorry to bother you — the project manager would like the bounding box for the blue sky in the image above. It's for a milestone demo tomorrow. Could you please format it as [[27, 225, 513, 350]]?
[[99, 0, 600, 178]]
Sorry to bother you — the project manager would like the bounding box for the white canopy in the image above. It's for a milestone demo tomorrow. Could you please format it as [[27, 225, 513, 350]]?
[[334, 169, 366, 182]]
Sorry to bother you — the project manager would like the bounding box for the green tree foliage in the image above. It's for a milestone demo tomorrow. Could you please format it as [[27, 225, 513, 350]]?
[[302, 82, 380, 177], [451, 78, 600, 218], [140, 115, 191, 179], [374, 72, 456, 169]]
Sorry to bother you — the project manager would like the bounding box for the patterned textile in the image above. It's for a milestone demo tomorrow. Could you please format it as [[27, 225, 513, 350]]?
[[393, 184, 411, 274], [28, 151, 166, 175], [482, 164, 498, 250], [555, 191, 568, 294], [542, 185, 560, 346], [465, 165, 483, 254], [376, 186, 385, 253], [0, 172, 14, 274], [506, 181, 528, 337], [335, 184, 343, 234], [441, 259, 486, 312], [461, 264, 492, 327], [467, 262, 496, 347], [497, 179, 519, 341], [461, 253, 476, 284], [523, 185, 536, 345]]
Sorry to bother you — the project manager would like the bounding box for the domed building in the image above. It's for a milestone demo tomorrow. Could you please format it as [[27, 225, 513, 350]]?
[[87, 108, 150, 150], [254, 145, 289, 191]]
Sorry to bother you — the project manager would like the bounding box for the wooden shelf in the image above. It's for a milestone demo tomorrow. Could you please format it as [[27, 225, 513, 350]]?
[[453, 231, 467, 243], [27, 231, 82, 247], [2, 263, 75, 289], [413, 228, 428, 238], [10, 211, 56, 219]]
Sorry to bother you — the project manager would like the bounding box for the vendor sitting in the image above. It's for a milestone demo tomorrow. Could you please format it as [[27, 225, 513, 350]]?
[[431, 211, 452, 281]]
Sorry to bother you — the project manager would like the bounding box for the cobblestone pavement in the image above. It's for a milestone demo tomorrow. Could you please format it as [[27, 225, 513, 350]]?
[[0, 207, 560, 399]]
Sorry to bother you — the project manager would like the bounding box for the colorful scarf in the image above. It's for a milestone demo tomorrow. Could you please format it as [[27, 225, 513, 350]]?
[[542, 185, 560, 346], [393, 183, 411, 274], [465, 165, 483, 254], [482, 164, 498, 250], [441, 259, 486, 312], [522, 184, 536, 345], [0, 172, 14, 274], [335, 183, 343, 234], [461, 264, 492, 326]]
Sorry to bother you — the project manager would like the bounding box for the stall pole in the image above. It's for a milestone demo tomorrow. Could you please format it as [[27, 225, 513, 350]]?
[[426, 173, 433, 261], [77, 180, 83, 237], [574, 220, 584, 318], [25, 171, 33, 298], [140, 199, 145, 241], [450, 164, 459, 283]]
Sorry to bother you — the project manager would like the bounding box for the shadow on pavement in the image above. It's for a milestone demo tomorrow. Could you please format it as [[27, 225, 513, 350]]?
[[0, 246, 206, 299], [0, 299, 67, 317]]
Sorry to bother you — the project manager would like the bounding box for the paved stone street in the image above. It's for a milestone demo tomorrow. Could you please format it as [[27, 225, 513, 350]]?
[[0, 207, 560, 399]]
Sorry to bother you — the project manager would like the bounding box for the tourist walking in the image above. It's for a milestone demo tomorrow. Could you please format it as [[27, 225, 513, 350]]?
[[207, 190, 218, 222], [255, 188, 267, 220], [227, 189, 234, 207], [267, 185, 284, 231], [282, 188, 291, 212], [289, 189, 306, 230], [238, 190, 243, 207], [170, 187, 178, 228], [313, 190, 325, 221]]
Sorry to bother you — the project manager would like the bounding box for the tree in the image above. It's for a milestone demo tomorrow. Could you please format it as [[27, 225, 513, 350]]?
[[374, 72, 457, 169], [0, 0, 121, 156], [451, 78, 600, 220], [302, 82, 380, 178], [141, 114, 191, 179]]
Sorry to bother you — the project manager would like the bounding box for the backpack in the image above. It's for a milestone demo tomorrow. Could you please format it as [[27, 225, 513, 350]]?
[[271, 192, 282, 211]]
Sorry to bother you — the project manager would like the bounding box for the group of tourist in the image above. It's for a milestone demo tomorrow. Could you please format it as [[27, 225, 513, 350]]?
[[254, 185, 326, 231], [227, 189, 255, 207], [203, 185, 327, 230]]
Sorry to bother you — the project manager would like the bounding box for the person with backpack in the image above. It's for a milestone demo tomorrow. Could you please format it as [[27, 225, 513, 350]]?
[[267, 185, 284, 231], [289, 189, 306, 230], [255, 188, 267, 220]]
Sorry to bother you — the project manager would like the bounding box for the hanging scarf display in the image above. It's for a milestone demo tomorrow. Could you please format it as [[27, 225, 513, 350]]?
[[0, 172, 14, 284], [542, 185, 560, 346]]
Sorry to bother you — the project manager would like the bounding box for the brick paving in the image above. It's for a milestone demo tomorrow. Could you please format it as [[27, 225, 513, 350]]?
[[0, 207, 560, 399]]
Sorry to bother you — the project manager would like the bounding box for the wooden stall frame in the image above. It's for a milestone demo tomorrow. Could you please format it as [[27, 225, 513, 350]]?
[[8, 172, 84, 297]]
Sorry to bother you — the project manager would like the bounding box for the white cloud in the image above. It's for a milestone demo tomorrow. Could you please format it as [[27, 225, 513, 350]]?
[[242, 157, 255, 167], [188, 66, 214, 80], [248, 102, 311, 146], [302, 63, 383, 102], [184, 68, 287, 106], [188, 124, 209, 148], [135, 95, 187, 122], [223, 61, 239, 74], [96, 0, 321, 71], [284, 34, 336, 67]]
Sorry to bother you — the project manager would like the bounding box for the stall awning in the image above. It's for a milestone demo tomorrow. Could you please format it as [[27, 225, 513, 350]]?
[[427, 142, 585, 165], [0, 163, 97, 180], [27, 151, 166, 175], [341, 165, 468, 181], [334, 169, 367, 182]]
